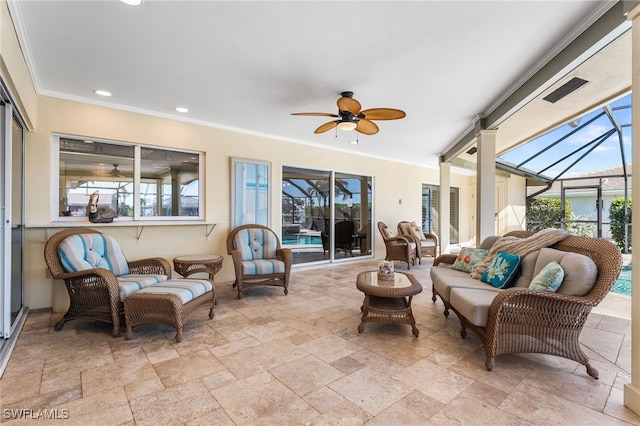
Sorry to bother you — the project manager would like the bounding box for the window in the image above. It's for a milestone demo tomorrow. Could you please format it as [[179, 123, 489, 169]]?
[[422, 184, 459, 244], [231, 158, 270, 228], [55, 136, 203, 221]]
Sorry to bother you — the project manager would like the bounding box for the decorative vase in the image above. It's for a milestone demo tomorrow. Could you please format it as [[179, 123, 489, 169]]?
[[377, 260, 394, 281]]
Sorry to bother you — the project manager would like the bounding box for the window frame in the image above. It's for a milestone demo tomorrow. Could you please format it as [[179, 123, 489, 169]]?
[[52, 134, 205, 223], [230, 157, 271, 228]]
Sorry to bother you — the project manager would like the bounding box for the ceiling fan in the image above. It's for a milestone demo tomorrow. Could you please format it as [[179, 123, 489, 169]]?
[[292, 91, 406, 135], [109, 164, 126, 178]]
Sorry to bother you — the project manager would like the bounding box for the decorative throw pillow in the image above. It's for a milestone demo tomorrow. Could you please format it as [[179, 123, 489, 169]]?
[[529, 261, 564, 292], [409, 226, 424, 241], [480, 251, 521, 288], [452, 247, 489, 273], [383, 227, 394, 239]]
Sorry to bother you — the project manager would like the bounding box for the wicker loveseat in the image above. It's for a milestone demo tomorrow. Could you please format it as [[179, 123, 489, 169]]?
[[430, 230, 622, 379]]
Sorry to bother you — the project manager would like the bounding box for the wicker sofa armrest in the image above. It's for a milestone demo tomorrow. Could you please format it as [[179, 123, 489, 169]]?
[[386, 235, 413, 245], [128, 257, 172, 276], [423, 232, 438, 244], [433, 253, 457, 267], [485, 287, 599, 376], [490, 287, 597, 324]]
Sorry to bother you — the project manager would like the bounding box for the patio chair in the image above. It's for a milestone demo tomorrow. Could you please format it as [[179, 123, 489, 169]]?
[[44, 228, 171, 336], [377, 221, 417, 269], [226, 224, 292, 299], [397, 220, 438, 262]]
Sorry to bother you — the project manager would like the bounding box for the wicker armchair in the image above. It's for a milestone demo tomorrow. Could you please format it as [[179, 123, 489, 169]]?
[[432, 232, 622, 379], [397, 220, 438, 262], [44, 228, 171, 337], [377, 221, 417, 269], [226, 224, 292, 299]]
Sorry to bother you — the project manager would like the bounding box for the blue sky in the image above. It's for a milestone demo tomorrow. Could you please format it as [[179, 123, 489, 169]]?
[[500, 93, 632, 179]]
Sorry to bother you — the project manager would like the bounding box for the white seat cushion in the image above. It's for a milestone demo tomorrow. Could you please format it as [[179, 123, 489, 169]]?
[[449, 288, 499, 327]]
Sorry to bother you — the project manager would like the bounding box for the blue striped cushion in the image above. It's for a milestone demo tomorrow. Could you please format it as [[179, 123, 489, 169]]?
[[241, 259, 285, 275], [117, 274, 168, 302], [58, 234, 130, 276], [233, 228, 278, 261], [135, 279, 213, 304]]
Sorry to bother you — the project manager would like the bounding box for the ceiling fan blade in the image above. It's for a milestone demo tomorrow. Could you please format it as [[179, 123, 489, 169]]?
[[291, 112, 340, 117], [355, 119, 379, 135], [315, 121, 339, 134], [337, 96, 361, 115], [360, 108, 406, 120]]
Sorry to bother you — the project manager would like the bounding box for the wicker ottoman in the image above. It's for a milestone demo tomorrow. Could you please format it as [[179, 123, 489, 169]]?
[[124, 279, 215, 342]]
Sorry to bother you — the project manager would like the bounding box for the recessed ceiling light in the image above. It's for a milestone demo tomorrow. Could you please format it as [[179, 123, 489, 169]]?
[[94, 90, 112, 97], [120, 0, 143, 6], [175, 107, 189, 113], [350, 140, 358, 145]]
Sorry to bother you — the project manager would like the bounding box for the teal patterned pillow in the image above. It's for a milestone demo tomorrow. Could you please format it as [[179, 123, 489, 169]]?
[[452, 247, 489, 273], [529, 261, 564, 292], [480, 251, 521, 288]]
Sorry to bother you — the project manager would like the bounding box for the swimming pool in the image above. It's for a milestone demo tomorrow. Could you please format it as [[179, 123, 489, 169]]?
[[282, 234, 322, 245], [611, 266, 632, 296]]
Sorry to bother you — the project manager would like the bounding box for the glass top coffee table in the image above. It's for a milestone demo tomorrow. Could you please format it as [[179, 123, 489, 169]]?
[[356, 271, 422, 337]]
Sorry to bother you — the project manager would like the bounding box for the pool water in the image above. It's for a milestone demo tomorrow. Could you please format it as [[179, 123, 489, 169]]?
[[611, 266, 632, 296], [282, 235, 322, 245]]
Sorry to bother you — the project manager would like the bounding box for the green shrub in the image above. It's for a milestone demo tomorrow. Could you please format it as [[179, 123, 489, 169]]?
[[609, 198, 632, 252], [526, 198, 572, 232]]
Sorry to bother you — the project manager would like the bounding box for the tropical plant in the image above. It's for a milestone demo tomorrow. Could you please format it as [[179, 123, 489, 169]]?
[[609, 197, 632, 252], [526, 198, 572, 232], [568, 213, 595, 238]]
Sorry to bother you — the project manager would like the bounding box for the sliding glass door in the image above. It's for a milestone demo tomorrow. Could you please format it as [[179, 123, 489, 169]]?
[[282, 166, 372, 265], [1, 96, 25, 341]]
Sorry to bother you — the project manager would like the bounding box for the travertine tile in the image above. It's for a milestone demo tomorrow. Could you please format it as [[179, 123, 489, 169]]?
[[365, 390, 444, 425], [604, 386, 640, 424], [0, 259, 635, 426], [215, 339, 308, 380], [270, 354, 345, 396], [82, 356, 157, 396], [130, 381, 220, 426], [305, 399, 371, 426], [303, 386, 346, 414], [500, 383, 625, 425], [392, 359, 474, 404], [328, 366, 413, 416], [54, 386, 133, 426], [429, 392, 532, 425], [123, 375, 164, 400], [301, 334, 361, 363], [212, 371, 319, 424], [153, 349, 225, 387], [0, 370, 42, 406]]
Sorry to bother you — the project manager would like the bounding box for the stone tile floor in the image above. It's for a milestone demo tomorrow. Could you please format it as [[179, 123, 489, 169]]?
[[1, 259, 638, 425]]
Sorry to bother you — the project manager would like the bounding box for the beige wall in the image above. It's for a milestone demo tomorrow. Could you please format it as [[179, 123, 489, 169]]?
[[24, 96, 481, 311], [0, 1, 37, 128]]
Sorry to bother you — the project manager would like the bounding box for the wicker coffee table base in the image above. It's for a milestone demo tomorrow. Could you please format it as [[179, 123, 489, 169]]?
[[124, 291, 214, 342], [358, 295, 419, 337]]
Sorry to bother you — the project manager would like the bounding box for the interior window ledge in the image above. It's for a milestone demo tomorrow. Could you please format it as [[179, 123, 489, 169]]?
[[26, 221, 219, 240]]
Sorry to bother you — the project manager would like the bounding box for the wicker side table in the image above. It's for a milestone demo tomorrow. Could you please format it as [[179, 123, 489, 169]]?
[[356, 271, 422, 337], [173, 254, 223, 280]]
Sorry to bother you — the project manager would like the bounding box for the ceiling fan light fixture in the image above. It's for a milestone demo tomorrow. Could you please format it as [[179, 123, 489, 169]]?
[[120, 0, 143, 6], [337, 121, 357, 131]]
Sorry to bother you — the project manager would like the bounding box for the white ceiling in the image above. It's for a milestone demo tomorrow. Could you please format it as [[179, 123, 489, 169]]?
[[9, 0, 625, 170]]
